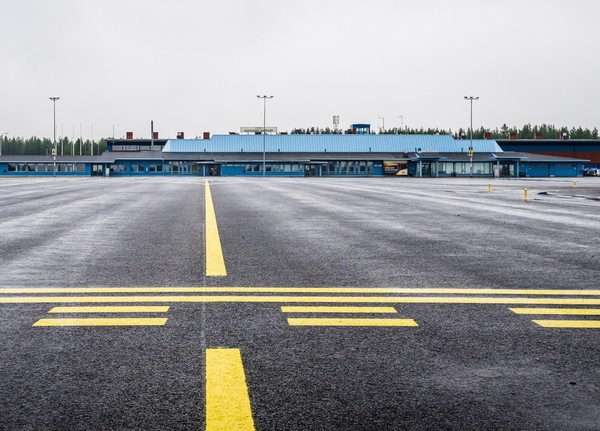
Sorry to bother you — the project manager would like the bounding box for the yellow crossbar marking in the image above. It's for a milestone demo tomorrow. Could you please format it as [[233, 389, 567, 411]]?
[[33, 318, 168, 327], [206, 349, 255, 431], [533, 320, 600, 328], [205, 181, 227, 277], [510, 308, 600, 315], [48, 306, 170, 313], [2, 287, 600, 295], [287, 318, 418, 327], [281, 306, 397, 313], [3, 296, 600, 305]]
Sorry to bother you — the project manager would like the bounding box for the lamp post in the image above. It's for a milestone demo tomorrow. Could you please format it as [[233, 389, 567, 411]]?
[[257, 95, 273, 176], [464, 96, 479, 177], [49, 97, 60, 176]]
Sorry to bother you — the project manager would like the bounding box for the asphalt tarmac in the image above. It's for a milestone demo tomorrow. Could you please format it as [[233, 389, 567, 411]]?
[[0, 176, 599, 430]]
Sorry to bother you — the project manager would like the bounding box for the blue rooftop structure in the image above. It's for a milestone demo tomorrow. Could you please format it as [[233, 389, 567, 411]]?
[[163, 134, 504, 153]]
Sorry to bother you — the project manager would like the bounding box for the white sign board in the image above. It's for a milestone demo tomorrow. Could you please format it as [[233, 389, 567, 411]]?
[[240, 127, 278, 134]]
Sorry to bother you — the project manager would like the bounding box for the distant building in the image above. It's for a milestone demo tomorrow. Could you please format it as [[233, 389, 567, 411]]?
[[0, 134, 589, 177]]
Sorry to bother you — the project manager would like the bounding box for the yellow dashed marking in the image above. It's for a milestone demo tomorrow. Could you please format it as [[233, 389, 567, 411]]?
[[33, 318, 168, 327], [533, 320, 600, 328], [205, 181, 227, 277], [510, 308, 600, 315], [287, 318, 418, 327], [206, 348, 255, 431], [48, 306, 170, 313], [281, 306, 397, 313]]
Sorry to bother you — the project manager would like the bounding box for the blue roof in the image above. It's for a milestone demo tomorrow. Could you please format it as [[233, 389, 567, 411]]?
[[163, 134, 503, 153]]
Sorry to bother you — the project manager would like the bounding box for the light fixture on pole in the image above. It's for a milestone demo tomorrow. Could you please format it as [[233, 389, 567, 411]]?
[[464, 96, 479, 177], [257, 95, 273, 176], [49, 97, 60, 177]]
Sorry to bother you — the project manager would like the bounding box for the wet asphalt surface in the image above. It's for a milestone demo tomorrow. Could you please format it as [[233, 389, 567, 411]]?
[[0, 176, 599, 430]]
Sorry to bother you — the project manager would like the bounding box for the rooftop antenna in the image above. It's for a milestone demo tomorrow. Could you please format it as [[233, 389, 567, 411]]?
[[378, 114, 385, 133]]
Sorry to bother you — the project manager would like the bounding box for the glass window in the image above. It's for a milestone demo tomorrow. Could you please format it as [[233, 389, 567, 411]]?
[[36, 164, 46, 172], [75, 164, 85, 172], [8, 163, 16, 172]]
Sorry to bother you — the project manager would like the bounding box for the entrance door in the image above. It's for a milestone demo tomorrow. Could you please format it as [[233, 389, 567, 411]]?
[[500, 162, 514, 177], [91, 164, 103, 176]]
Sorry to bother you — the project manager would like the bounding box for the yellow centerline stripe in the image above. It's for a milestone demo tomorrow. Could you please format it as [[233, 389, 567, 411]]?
[[3, 296, 600, 304], [510, 308, 600, 315], [2, 287, 600, 295], [206, 348, 255, 431], [48, 306, 170, 313], [287, 318, 418, 327], [281, 306, 397, 313], [33, 318, 168, 327], [205, 181, 227, 277], [533, 320, 600, 328]]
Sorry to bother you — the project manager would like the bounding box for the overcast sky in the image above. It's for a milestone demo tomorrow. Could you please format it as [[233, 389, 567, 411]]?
[[2, 0, 599, 140]]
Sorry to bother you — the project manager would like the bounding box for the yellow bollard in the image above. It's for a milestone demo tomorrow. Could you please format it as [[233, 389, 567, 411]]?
[[573, 181, 577, 188], [523, 189, 529, 202], [488, 184, 492, 192]]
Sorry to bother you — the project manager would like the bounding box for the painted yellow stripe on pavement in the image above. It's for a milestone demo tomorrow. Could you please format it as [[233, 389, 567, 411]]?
[[206, 348, 255, 431], [205, 181, 227, 277], [510, 308, 600, 315], [3, 296, 600, 305], [281, 306, 397, 313], [287, 318, 418, 327], [48, 306, 170, 313], [533, 320, 600, 328], [3, 287, 600, 295], [33, 318, 168, 327]]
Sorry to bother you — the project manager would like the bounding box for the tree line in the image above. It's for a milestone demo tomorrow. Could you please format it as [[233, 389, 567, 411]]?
[[1, 123, 598, 155], [0, 136, 107, 156], [292, 123, 600, 140]]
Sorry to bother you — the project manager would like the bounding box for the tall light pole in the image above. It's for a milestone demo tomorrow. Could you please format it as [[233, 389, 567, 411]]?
[[257, 95, 273, 176], [464, 96, 479, 177], [49, 97, 60, 176]]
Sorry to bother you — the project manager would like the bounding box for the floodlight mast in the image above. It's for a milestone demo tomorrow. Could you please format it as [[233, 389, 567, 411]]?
[[257, 95, 274, 176], [49, 97, 60, 177], [464, 96, 479, 177]]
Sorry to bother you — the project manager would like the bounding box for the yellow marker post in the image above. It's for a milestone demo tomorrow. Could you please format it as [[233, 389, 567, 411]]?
[[205, 181, 227, 276], [488, 184, 492, 192], [206, 349, 255, 431], [573, 181, 577, 188], [523, 189, 528, 202]]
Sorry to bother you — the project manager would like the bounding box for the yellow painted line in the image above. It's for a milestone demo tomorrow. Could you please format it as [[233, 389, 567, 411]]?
[[533, 320, 600, 328], [2, 287, 600, 295], [206, 348, 255, 431], [510, 308, 600, 315], [33, 318, 168, 327], [205, 181, 227, 277], [287, 318, 418, 327], [281, 306, 397, 313], [48, 306, 170, 313], [3, 296, 600, 305]]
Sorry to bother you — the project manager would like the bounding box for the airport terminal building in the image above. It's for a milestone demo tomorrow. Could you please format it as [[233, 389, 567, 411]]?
[[0, 133, 590, 178]]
